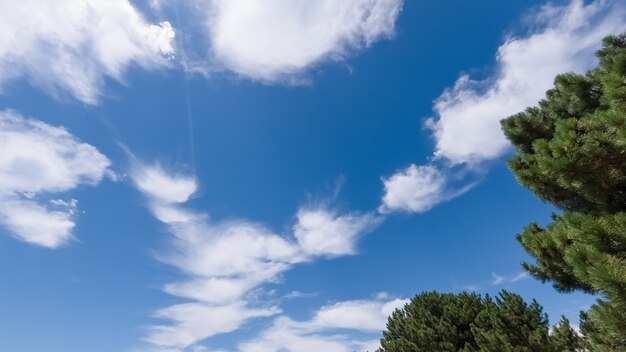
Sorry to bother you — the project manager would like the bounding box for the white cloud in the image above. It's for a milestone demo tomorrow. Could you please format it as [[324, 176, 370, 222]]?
[[309, 298, 407, 331], [241, 317, 352, 352], [204, 0, 402, 82], [0, 0, 175, 104], [284, 291, 318, 300], [147, 302, 280, 351], [50, 198, 78, 210], [134, 166, 198, 205], [428, 0, 626, 165], [379, 164, 449, 213], [294, 208, 381, 257], [0, 198, 76, 248], [0, 110, 110, 247], [132, 165, 380, 351], [239, 297, 407, 352], [0, 112, 109, 194]]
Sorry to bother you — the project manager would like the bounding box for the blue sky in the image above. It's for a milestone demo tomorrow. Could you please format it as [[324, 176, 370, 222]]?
[[0, 0, 624, 351]]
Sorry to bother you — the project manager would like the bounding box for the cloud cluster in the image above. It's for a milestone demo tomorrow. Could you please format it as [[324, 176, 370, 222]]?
[[132, 165, 379, 351], [380, 0, 626, 213], [0, 0, 175, 104], [0, 110, 110, 247], [0, 0, 404, 100], [204, 0, 402, 82]]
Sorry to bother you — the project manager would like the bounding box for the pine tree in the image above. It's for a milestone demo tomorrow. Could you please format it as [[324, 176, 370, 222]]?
[[550, 316, 587, 352], [378, 290, 574, 352], [500, 33, 626, 350]]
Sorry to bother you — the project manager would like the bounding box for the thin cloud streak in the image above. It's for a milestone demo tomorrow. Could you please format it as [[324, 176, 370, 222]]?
[[492, 272, 529, 286]]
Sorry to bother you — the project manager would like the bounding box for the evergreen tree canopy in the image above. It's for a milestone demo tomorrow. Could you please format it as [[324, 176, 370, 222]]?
[[378, 290, 583, 352], [501, 33, 626, 350], [471, 291, 550, 352]]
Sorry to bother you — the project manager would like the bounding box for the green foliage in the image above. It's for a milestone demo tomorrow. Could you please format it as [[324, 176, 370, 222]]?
[[579, 301, 626, 351], [501, 33, 626, 350], [378, 291, 583, 352], [516, 212, 626, 295]]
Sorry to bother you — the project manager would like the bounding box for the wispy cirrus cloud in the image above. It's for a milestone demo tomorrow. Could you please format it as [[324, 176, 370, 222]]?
[[0, 0, 175, 104], [0, 110, 110, 247], [131, 164, 379, 351], [380, 0, 626, 213]]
